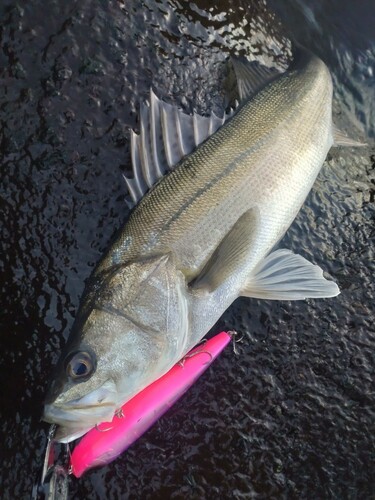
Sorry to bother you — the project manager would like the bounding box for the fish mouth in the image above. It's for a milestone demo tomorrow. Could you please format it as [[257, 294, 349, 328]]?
[[43, 401, 118, 443], [43, 380, 119, 443]]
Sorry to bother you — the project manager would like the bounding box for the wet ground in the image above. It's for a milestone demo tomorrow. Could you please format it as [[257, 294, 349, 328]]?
[[1, 0, 374, 498]]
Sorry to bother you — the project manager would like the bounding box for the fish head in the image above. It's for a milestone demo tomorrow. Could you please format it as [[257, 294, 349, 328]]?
[[43, 253, 189, 442]]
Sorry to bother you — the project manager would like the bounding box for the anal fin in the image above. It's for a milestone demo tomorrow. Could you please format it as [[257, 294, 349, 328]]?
[[333, 126, 367, 147], [241, 249, 340, 300]]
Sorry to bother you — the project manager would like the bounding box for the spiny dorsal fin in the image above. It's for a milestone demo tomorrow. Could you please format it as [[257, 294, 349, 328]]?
[[123, 89, 235, 208], [232, 57, 282, 101]]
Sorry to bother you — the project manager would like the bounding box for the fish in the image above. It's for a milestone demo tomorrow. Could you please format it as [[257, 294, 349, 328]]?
[[43, 48, 364, 443]]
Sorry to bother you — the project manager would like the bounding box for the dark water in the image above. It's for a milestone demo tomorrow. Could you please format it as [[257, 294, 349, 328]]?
[[1, 0, 374, 498]]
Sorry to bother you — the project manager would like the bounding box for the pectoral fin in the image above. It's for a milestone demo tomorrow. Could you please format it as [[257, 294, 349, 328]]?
[[192, 209, 260, 292], [241, 249, 340, 300]]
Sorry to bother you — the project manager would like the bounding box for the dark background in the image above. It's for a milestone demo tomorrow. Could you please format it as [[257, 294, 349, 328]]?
[[1, 0, 374, 498]]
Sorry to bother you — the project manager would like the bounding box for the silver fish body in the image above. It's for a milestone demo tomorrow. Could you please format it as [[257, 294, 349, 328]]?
[[99, 54, 333, 277], [44, 50, 341, 442]]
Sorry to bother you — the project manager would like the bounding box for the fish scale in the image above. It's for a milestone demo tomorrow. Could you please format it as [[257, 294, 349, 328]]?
[[96, 53, 331, 279]]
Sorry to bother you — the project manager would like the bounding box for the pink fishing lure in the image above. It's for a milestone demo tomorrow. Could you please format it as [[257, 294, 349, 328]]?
[[70, 331, 232, 477]]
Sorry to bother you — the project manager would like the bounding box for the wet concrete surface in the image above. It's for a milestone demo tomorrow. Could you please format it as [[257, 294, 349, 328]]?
[[0, 0, 374, 498]]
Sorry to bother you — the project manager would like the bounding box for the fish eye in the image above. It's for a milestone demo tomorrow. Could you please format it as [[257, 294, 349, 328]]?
[[65, 351, 95, 380]]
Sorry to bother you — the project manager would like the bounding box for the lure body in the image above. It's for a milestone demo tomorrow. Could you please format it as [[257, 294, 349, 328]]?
[[70, 331, 232, 478]]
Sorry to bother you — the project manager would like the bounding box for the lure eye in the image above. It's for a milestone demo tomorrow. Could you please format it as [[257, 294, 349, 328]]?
[[65, 351, 95, 380]]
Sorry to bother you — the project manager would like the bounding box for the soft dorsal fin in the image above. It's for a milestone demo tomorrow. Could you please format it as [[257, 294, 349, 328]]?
[[123, 89, 236, 208], [232, 57, 282, 101]]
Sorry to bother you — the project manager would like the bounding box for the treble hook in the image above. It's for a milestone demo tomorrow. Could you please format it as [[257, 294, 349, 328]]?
[[227, 330, 243, 355], [178, 349, 213, 367], [31, 424, 70, 500], [178, 337, 214, 367], [95, 407, 125, 432]]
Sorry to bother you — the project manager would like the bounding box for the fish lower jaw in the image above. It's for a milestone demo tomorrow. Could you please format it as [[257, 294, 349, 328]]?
[[43, 403, 117, 442], [55, 424, 95, 443]]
